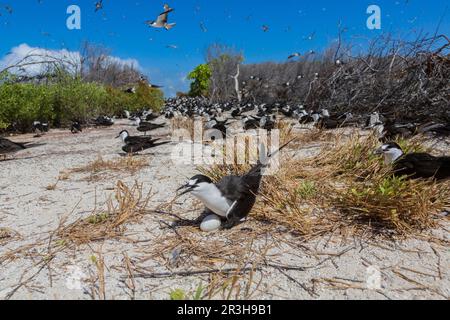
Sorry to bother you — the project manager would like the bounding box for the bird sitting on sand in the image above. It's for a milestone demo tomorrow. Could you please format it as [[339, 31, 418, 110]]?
[[1, 137, 26, 160], [177, 140, 293, 232], [32, 121, 49, 137], [134, 118, 165, 135], [204, 118, 229, 140], [260, 115, 276, 131], [95, 116, 114, 127], [243, 116, 261, 130], [231, 108, 243, 118], [71, 122, 82, 134], [117, 130, 170, 154], [375, 142, 450, 180]]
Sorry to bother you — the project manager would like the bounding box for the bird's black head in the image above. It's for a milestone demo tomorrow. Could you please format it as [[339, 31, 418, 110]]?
[[177, 175, 213, 196], [116, 130, 129, 139], [376, 142, 403, 153], [374, 142, 405, 165]]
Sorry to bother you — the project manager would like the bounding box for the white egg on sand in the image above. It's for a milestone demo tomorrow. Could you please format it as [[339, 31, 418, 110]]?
[[200, 214, 222, 232]]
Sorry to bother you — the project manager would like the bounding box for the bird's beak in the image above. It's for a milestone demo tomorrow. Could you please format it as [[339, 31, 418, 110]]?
[[374, 147, 384, 155], [177, 184, 194, 196]]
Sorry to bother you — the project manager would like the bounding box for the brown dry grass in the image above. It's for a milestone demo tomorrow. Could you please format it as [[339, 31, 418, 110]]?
[[170, 117, 204, 141], [56, 181, 152, 246], [200, 129, 450, 238], [66, 155, 149, 182], [0, 228, 21, 245]]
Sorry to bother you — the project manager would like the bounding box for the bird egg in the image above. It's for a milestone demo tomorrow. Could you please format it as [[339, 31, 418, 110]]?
[[200, 214, 222, 232]]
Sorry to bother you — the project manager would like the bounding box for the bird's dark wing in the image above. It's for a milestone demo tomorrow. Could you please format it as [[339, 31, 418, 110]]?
[[216, 176, 245, 202], [127, 136, 153, 144], [123, 139, 168, 154], [217, 176, 258, 222], [156, 9, 172, 24], [394, 153, 445, 178]]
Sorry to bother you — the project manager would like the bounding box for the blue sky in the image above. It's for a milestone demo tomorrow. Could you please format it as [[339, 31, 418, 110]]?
[[0, 0, 449, 96]]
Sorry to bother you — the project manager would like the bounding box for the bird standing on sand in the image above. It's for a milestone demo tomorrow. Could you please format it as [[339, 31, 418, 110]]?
[[177, 141, 293, 232], [375, 142, 450, 180]]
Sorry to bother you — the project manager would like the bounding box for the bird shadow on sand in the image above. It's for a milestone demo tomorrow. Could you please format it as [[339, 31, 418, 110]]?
[[1, 143, 47, 162], [23, 142, 47, 149]]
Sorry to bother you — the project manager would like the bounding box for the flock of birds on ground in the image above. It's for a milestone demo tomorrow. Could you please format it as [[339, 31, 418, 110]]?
[[1, 96, 449, 232]]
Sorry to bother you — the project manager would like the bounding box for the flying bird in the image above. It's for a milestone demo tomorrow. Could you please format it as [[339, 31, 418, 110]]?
[[95, 0, 103, 12], [199, 22, 208, 32], [145, 4, 176, 30], [4, 5, 13, 14], [288, 52, 301, 60]]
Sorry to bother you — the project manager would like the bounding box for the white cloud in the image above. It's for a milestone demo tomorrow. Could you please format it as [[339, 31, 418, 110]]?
[[0, 43, 140, 75]]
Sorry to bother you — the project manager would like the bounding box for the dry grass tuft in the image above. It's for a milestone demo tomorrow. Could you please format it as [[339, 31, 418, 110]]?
[[69, 155, 149, 181], [56, 181, 152, 246], [0, 228, 21, 245], [200, 130, 450, 238]]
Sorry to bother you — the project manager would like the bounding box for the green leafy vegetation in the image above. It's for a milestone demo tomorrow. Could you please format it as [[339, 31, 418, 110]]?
[[0, 78, 164, 132], [187, 63, 212, 97], [169, 289, 186, 300]]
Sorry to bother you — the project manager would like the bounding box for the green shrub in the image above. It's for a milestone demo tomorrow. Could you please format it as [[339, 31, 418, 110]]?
[[0, 79, 164, 132]]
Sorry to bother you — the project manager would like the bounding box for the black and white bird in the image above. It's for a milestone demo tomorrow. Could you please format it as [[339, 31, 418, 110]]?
[[1, 137, 26, 160], [375, 142, 450, 180], [288, 52, 301, 60], [177, 140, 293, 232], [260, 115, 276, 131], [243, 116, 261, 130], [95, 116, 114, 127], [231, 108, 243, 118], [95, 0, 103, 12], [135, 118, 166, 135], [145, 4, 176, 30], [32, 121, 49, 136], [70, 121, 82, 134], [117, 130, 169, 154]]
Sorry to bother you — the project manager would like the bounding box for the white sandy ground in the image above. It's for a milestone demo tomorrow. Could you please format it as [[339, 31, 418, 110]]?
[[0, 118, 449, 300]]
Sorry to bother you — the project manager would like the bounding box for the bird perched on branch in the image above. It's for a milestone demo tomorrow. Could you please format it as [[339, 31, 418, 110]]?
[[375, 142, 450, 180], [145, 4, 176, 30], [177, 140, 293, 232]]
